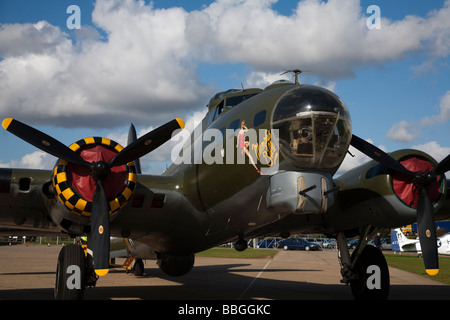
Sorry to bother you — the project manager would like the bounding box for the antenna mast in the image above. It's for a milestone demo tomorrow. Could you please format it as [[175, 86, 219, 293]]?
[[280, 69, 304, 85]]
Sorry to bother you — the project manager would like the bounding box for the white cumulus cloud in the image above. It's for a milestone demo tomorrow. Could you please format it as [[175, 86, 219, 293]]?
[[1, 0, 450, 130], [387, 90, 450, 143]]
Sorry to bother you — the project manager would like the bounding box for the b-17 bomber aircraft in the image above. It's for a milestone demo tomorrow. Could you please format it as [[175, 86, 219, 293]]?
[[1, 70, 450, 300]]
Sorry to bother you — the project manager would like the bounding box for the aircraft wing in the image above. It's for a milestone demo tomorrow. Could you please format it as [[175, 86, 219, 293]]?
[[400, 243, 421, 252], [0, 168, 62, 234], [0, 167, 184, 239]]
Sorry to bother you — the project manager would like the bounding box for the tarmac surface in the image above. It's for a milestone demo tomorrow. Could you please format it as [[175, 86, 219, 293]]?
[[0, 244, 449, 300]]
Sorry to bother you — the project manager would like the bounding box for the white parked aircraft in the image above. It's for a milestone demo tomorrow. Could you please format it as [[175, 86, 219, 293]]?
[[391, 228, 450, 255]]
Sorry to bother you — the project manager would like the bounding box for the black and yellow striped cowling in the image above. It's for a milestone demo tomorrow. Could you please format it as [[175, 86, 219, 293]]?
[[52, 137, 137, 217]]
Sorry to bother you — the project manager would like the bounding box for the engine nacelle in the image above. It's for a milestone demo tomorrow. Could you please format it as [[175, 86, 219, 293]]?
[[157, 252, 195, 277], [335, 149, 447, 228], [52, 137, 137, 224]]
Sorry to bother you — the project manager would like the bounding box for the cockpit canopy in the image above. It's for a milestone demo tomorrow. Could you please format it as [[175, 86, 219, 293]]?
[[272, 85, 352, 173], [206, 88, 262, 126]]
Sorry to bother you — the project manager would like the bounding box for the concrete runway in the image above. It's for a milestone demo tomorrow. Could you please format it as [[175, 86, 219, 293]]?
[[0, 244, 449, 300]]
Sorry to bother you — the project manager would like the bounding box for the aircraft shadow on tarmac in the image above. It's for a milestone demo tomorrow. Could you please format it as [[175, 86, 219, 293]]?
[[1, 261, 449, 300], [0, 271, 55, 276]]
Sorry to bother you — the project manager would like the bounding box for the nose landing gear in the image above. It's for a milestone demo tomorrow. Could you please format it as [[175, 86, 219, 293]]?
[[54, 244, 87, 300], [336, 226, 390, 300], [54, 244, 99, 300]]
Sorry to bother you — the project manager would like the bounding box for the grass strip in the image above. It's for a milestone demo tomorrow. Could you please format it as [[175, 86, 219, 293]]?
[[384, 254, 450, 285]]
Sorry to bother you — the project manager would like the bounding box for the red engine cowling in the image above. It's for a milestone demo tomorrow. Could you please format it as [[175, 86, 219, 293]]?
[[52, 137, 137, 218], [392, 155, 443, 209], [335, 149, 447, 228]]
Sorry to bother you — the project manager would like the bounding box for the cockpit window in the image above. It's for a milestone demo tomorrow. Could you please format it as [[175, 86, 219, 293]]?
[[253, 110, 267, 127], [272, 85, 352, 172], [207, 105, 219, 126], [206, 89, 263, 127], [225, 93, 259, 110]]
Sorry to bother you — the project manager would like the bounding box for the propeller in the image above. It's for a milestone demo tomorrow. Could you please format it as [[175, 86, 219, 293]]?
[[127, 124, 142, 174], [1, 118, 88, 167], [90, 179, 110, 275], [350, 134, 448, 275], [2, 117, 184, 276]]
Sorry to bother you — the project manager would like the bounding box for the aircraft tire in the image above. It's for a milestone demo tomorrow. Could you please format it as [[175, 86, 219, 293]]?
[[349, 245, 390, 300], [54, 244, 86, 300], [133, 259, 144, 276]]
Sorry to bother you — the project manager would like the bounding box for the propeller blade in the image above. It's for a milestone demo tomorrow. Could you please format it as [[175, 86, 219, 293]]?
[[127, 123, 142, 174], [90, 180, 110, 276], [109, 118, 184, 167], [416, 187, 439, 275], [433, 154, 450, 176], [351, 134, 442, 275], [350, 134, 413, 179], [2, 118, 88, 167]]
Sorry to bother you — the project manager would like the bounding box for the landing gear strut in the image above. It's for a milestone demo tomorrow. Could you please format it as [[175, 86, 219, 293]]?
[[336, 226, 390, 300]]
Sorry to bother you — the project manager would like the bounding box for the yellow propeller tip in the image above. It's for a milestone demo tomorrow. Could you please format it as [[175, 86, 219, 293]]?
[[95, 269, 109, 277], [426, 269, 439, 276], [2, 118, 13, 130], [176, 118, 185, 130]]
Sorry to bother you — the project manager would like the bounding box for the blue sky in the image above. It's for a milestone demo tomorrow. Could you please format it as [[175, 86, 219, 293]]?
[[0, 0, 449, 174]]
